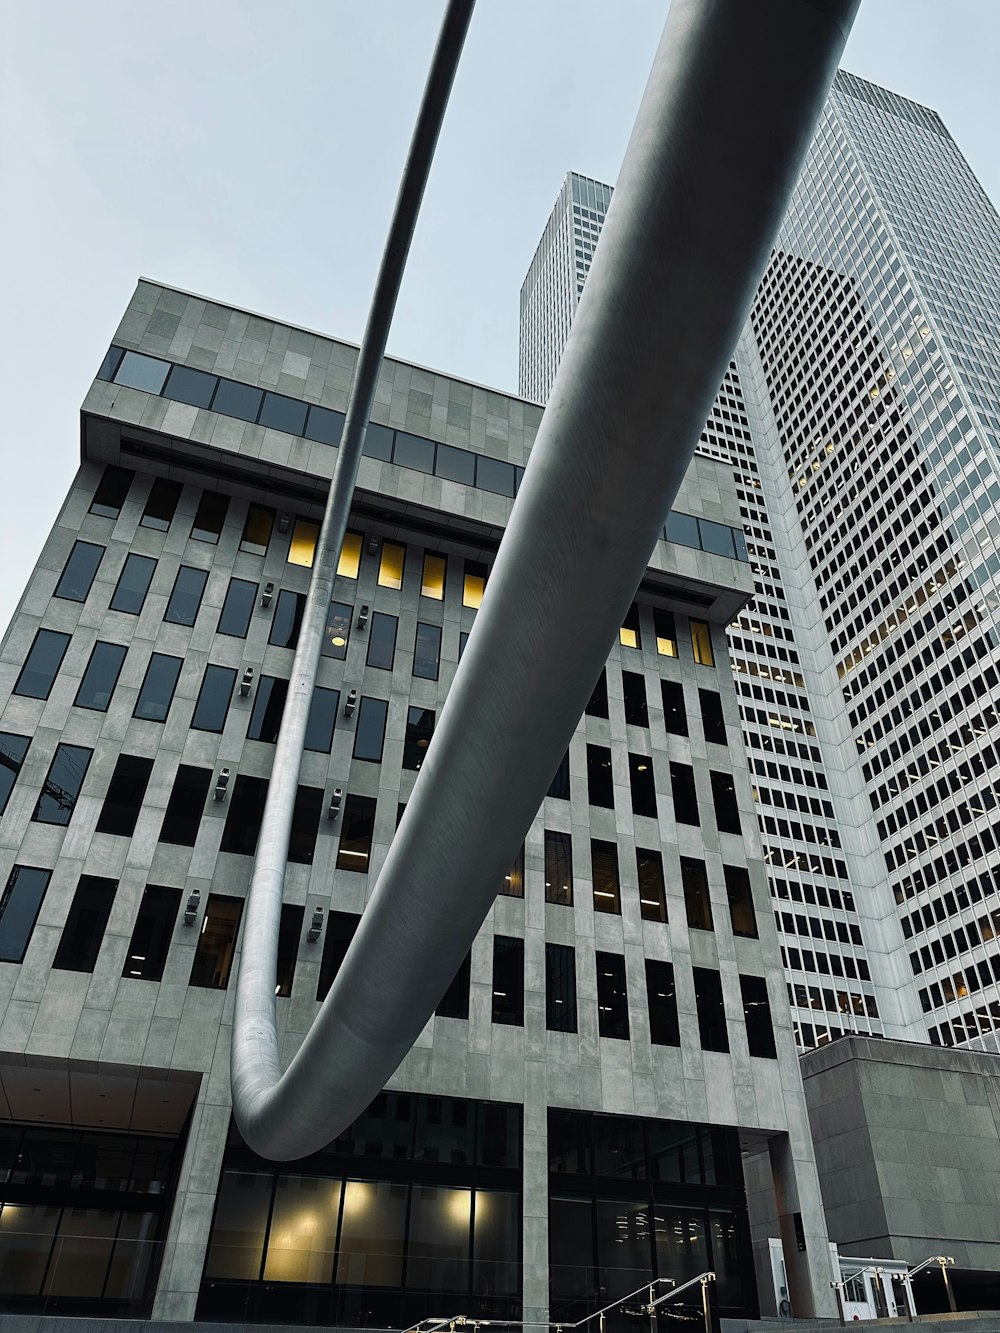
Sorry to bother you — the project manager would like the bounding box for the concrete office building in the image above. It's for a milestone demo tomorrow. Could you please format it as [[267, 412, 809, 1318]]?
[[0, 280, 837, 1325], [520, 72, 1000, 1052]]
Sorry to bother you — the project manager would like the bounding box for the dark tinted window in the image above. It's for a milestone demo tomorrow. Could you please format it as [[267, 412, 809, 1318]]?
[[317, 910, 360, 1001], [393, 431, 435, 473], [366, 612, 397, 670], [14, 629, 70, 699], [586, 670, 609, 718], [725, 865, 757, 938], [74, 641, 127, 712], [96, 755, 153, 836], [661, 681, 688, 736], [269, 589, 305, 649], [133, 654, 182, 722], [646, 960, 681, 1046], [435, 443, 475, 484], [304, 686, 339, 753], [220, 776, 269, 856], [191, 665, 237, 733], [403, 707, 434, 771], [592, 839, 620, 914], [123, 886, 181, 980], [189, 895, 243, 988], [654, 608, 678, 657], [546, 943, 577, 1032], [33, 743, 92, 825], [89, 464, 134, 518], [163, 364, 217, 408], [275, 903, 304, 997], [212, 379, 262, 422], [337, 795, 377, 872], [587, 744, 614, 808], [492, 936, 524, 1025], [259, 391, 307, 435], [670, 762, 700, 825], [190, 490, 230, 543], [699, 518, 735, 558], [363, 421, 394, 460], [629, 753, 657, 819], [96, 345, 124, 380], [681, 857, 713, 931], [476, 456, 515, 497], [55, 541, 104, 602], [596, 952, 629, 1039], [353, 696, 388, 762], [622, 671, 648, 726], [413, 622, 441, 680], [637, 848, 667, 923], [501, 845, 524, 898], [435, 950, 471, 1020], [547, 749, 571, 800], [699, 689, 727, 744], [693, 967, 729, 1052], [0, 733, 31, 816], [159, 765, 211, 845], [110, 553, 156, 614], [165, 565, 209, 625], [711, 771, 741, 834], [217, 577, 257, 637], [740, 975, 777, 1058], [53, 876, 117, 972], [115, 350, 169, 393], [240, 504, 274, 555], [0, 866, 50, 962], [544, 830, 572, 905], [140, 478, 182, 531], [321, 600, 352, 658], [665, 510, 700, 548], [288, 786, 323, 865], [304, 405, 345, 446]]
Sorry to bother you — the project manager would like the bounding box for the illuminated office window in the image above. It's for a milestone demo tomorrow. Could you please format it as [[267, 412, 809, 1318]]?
[[337, 531, 363, 579], [287, 518, 319, 568], [690, 620, 715, 666], [463, 560, 487, 609], [619, 603, 641, 649], [421, 552, 447, 600], [378, 541, 406, 590]]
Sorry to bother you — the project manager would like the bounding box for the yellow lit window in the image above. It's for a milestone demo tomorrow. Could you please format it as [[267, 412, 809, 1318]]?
[[691, 620, 715, 667], [421, 552, 446, 601], [287, 518, 319, 568], [336, 531, 362, 580], [654, 608, 677, 657], [656, 634, 677, 657], [240, 504, 274, 556], [619, 604, 641, 650], [378, 541, 406, 590], [463, 560, 487, 609]]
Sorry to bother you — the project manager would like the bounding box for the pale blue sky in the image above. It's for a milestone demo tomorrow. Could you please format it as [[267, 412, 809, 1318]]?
[[1, 1, 997, 635]]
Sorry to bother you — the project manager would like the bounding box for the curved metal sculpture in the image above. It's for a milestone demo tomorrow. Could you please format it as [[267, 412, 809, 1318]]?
[[232, 0, 860, 1161]]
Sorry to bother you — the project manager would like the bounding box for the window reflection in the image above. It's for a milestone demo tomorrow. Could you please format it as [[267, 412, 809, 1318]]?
[[288, 518, 319, 568], [321, 601, 352, 659], [378, 542, 406, 590], [263, 1176, 341, 1283], [337, 1180, 407, 1287]]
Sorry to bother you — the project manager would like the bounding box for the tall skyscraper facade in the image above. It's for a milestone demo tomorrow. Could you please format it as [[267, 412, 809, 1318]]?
[[520, 72, 1000, 1052], [0, 281, 836, 1323]]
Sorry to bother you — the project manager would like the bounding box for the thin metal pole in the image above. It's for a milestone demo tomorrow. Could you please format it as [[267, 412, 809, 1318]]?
[[941, 1261, 957, 1314]]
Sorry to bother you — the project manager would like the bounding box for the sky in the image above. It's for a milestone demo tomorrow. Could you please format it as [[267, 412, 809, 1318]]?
[[1, 1, 998, 636]]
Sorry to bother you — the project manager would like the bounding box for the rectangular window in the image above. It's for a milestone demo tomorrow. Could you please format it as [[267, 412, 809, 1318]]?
[[190, 491, 230, 543], [435, 949, 471, 1019], [629, 753, 657, 819], [463, 560, 486, 609], [159, 765, 211, 845], [14, 628, 70, 699], [544, 830, 573, 905], [436, 442, 476, 485], [317, 910, 360, 1001], [55, 541, 104, 602], [670, 762, 700, 826], [741, 974, 777, 1058], [403, 707, 435, 771], [337, 795, 377, 872], [305, 686, 339, 753], [337, 531, 363, 579], [586, 670, 609, 718], [637, 848, 667, 923], [501, 845, 524, 898], [189, 895, 243, 989], [492, 936, 524, 1025], [661, 681, 688, 736], [586, 743, 614, 808], [366, 612, 398, 669], [53, 875, 117, 972], [260, 391, 308, 436], [89, 464, 133, 518], [133, 653, 182, 722], [413, 622, 442, 680], [725, 865, 758, 938], [96, 755, 153, 836], [246, 675, 288, 744], [619, 603, 641, 650], [476, 455, 515, 497], [646, 959, 681, 1046], [321, 600, 352, 658], [191, 664, 237, 733], [164, 565, 209, 626], [654, 609, 678, 657], [690, 620, 715, 666], [115, 349, 169, 393], [33, 743, 92, 825], [240, 504, 275, 555], [353, 696, 388, 762], [591, 839, 621, 914], [217, 577, 257, 638], [0, 733, 30, 816], [74, 641, 127, 712], [596, 952, 630, 1039], [0, 866, 51, 962], [268, 590, 305, 650], [622, 672, 648, 726], [304, 403, 345, 446], [378, 541, 406, 590], [288, 786, 323, 865], [681, 857, 714, 931], [711, 771, 741, 834], [421, 552, 447, 600], [213, 378, 264, 422], [393, 430, 435, 473], [275, 903, 304, 998], [287, 518, 319, 568], [546, 943, 577, 1032], [693, 967, 729, 1052], [699, 689, 726, 744], [163, 363, 216, 406], [110, 553, 156, 614], [123, 885, 181, 980], [547, 748, 570, 800], [140, 478, 182, 531], [220, 775, 270, 856]]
